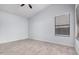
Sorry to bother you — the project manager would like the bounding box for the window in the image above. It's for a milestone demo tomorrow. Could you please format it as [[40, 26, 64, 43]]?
[[55, 14, 70, 36]]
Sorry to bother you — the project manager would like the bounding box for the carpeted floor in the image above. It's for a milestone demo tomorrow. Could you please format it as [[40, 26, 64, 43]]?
[[0, 39, 77, 55]]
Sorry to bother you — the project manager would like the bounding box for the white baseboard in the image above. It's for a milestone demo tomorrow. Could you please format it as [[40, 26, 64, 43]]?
[[0, 37, 28, 44], [0, 37, 74, 48], [29, 37, 74, 47]]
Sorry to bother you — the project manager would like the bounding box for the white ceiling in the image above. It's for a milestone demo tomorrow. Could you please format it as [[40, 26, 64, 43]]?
[[0, 4, 51, 18]]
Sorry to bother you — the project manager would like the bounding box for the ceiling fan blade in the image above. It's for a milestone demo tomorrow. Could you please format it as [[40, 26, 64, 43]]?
[[28, 4, 32, 9], [20, 4, 25, 7], [20, 4, 32, 9]]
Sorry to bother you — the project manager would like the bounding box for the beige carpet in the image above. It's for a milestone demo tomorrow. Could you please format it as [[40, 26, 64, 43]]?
[[0, 39, 76, 55]]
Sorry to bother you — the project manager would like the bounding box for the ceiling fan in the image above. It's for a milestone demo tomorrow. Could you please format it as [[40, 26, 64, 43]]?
[[20, 4, 32, 9]]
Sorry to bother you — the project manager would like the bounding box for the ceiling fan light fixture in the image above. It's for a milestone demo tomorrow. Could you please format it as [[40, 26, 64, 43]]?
[[20, 4, 32, 9]]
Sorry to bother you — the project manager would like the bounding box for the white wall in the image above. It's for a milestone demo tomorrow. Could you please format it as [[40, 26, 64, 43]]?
[[75, 5, 79, 55], [29, 4, 75, 47], [0, 11, 28, 43]]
